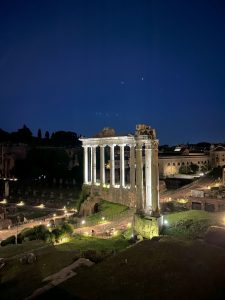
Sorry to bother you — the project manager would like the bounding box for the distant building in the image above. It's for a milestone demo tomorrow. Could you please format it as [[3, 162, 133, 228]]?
[[210, 145, 225, 167]]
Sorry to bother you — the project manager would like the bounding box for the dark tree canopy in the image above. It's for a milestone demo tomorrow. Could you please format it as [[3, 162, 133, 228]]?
[[37, 129, 42, 139], [10, 125, 33, 143]]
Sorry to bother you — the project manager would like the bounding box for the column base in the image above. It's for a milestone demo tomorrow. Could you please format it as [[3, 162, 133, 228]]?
[[133, 213, 163, 239]]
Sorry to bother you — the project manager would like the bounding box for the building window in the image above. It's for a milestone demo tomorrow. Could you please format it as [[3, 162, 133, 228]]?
[[168, 163, 170, 166], [182, 162, 184, 165], [173, 163, 175, 166], [178, 163, 180, 166]]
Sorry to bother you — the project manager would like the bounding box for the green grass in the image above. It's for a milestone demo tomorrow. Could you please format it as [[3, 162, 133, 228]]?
[[56, 235, 129, 253], [0, 240, 47, 259], [162, 210, 225, 239], [84, 200, 132, 226], [36, 236, 225, 300], [0, 235, 129, 300]]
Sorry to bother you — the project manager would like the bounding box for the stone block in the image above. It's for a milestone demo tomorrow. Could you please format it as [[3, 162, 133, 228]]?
[[133, 214, 163, 239]]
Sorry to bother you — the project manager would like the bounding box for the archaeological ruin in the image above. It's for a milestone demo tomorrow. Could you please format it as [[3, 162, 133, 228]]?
[[80, 124, 163, 238]]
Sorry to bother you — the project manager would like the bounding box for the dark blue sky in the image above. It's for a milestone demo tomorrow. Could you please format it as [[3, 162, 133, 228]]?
[[0, 0, 225, 144]]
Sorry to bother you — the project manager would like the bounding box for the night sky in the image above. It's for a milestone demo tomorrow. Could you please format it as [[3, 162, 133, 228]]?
[[0, 0, 225, 145]]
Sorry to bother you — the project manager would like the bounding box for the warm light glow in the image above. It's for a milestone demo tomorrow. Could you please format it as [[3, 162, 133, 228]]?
[[102, 216, 105, 221], [127, 222, 132, 228], [55, 237, 70, 244], [103, 183, 110, 188], [37, 204, 45, 209], [17, 201, 25, 206], [0, 199, 7, 204], [164, 220, 168, 225], [53, 213, 56, 217], [47, 223, 51, 227], [83, 231, 90, 237], [177, 198, 188, 204], [113, 230, 119, 236], [81, 219, 86, 225]]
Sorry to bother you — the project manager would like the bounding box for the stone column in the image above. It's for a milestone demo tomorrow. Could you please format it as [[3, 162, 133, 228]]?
[[130, 145, 135, 190], [120, 144, 125, 187], [88, 147, 91, 183], [151, 140, 160, 215], [91, 146, 97, 184], [83, 146, 88, 184], [100, 145, 105, 185], [135, 142, 144, 212], [110, 144, 115, 186], [145, 142, 152, 214]]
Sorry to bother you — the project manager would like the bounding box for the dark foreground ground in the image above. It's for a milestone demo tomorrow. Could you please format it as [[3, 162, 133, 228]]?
[[37, 236, 225, 300]]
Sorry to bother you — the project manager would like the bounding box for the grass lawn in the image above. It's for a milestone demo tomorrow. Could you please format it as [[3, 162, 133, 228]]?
[[162, 210, 225, 238], [56, 235, 129, 253], [0, 235, 129, 300], [0, 240, 46, 258], [84, 200, 133, 226], [36, 236, 225, 300]]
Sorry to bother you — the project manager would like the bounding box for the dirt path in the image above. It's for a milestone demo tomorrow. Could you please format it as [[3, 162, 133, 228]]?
[[74, 215, 133, 237], [0, 214, 72, 241], [160, 175, 217, 201]]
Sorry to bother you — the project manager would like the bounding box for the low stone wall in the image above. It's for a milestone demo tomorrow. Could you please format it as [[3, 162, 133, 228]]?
[[133, 214, 163, 239]]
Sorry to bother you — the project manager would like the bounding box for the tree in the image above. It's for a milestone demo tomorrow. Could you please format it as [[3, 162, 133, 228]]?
[[0, 129, 10, 142], [37, 129, 42, 139], [10, 124, 33, 143], [189, 163, 199, 174], [45, 131, 50, 140], [50, 131, 80, 147]]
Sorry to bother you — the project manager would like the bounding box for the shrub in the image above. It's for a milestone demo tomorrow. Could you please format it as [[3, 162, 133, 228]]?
[[162, 218, 212, 239], [61, 223, 74, 235], [161, 201, 188, 213], [34, 225, 49, 240], [1, 235, 16, 247], [82, 249, 104, 263], [20, 227, 35, 240], [51, 228, 65, 243]]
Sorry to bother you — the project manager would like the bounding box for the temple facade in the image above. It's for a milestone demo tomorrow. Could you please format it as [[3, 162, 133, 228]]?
[[80, 124, 160, 216]]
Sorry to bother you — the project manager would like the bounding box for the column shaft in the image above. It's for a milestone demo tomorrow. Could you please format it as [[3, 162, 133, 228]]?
[[151, 141, 160, 214], [120, 145, 125, 187], [92, 146, 97, 184], [130, 145, 135, 189], [100, 146, 105, 185], [89, 147, 92, 183], [110, 145, 115, 186], [145, 144, 152, 214], [135, 144, 144, 212], [83, 146, 88, 184]]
